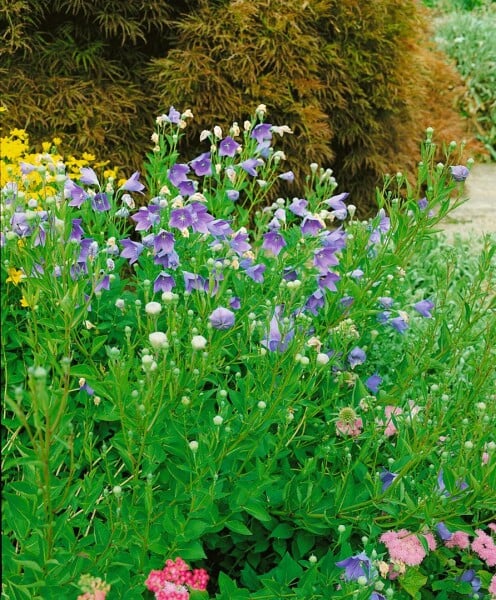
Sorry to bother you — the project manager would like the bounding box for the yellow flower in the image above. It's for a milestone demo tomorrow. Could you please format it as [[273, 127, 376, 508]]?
[[6, 267, 24, 285], [52, 137, 62, 146], [0, 106, 7, 112], [104, 168, 119, 180], [9, 128, 28, 139], [20, 296, 30, 308]]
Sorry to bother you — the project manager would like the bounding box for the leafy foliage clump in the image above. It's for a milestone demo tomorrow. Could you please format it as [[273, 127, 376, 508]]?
[[0, 0, 485, 211], [432, 5, 496, 159]]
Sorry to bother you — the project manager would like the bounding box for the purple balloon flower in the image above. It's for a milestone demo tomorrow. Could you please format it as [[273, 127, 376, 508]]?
[[336, 552, 373, 582], [20, 161, 37, 174], [340, 295, 354, 308], [262, 231, 286, 256], [283, 267, 298, 281], [313, 246, 339, 272], [437, 469, 469, 497], [208, 219, 233, 237], [77, 238, 96, 264], [230, 231, 252, 255], [365, 373, 382, 394], [190, 152, 212, 177], [229, 296, 241, 310], [154, 249, 180, 270], [219, 136, 240, 157], [209, 307, 235, 330], [414, 299, 434, 318], [95, 275, 110, 293], [166, 106, 181, 124], [178, 179, 196, 197], [378, 297, 394, 308], [120, 239, 144, 264], [380, 469, 398, 492], [167, 163, 190, 187], [188, 202, 214, 234], [324, 192, 349, 220], [91, 192, 110, 212], [436, 522, 452, 541], [80, 167, 99, 186], [169, 207, 194, 230], [348, 346, 366, 368], [418, 197, 428, 210], [240, 158, 260, 177], [261, 307, 295, 352], [243, 262, 266, 283], [131, 205, 161, 231], [70, 218, 84, 242], [120, 171, 145, 193], [278, 171, 294, 182], [390, 316, 408, 333], [301, 215, 324, 236], [65, 179, 88, 207], [183, 271, 206, 294], [153, 229, 175, 255], [288, 198, 308, 217], [305, 289, 325, 315], [226, 189, 240, 202], [450, 165, 469, 182], [154, 272, 175, 293], [458, 569, 481, 593], [251, 123, 272, 143], [321, 228, 347, 252], [318, 271, 340, 292]]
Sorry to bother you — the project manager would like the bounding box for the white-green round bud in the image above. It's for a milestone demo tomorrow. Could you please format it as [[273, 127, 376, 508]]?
[[145, 301, 161, 316]]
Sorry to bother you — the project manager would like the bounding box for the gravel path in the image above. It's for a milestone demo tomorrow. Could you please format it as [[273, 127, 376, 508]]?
[[441, 163, 496, 238]]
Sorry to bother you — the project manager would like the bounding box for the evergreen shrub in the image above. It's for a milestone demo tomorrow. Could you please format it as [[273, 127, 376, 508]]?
[[0, 0, 484, 213]]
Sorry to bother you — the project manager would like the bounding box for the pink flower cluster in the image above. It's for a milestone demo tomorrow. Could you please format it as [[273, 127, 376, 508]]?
[[336, 418, 363, 437], [145, 557, 209, 600], [489, 573, 496, 597], [472, 527, 496, 567], [376, 406, 402, 437], [444, 530, 470, 550], [380, 529, 436, 567]]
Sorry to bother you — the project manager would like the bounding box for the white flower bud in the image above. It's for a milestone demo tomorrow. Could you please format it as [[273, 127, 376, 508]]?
[[316, 353, 330, 365], [149, 331, 168, 349], [145, 301, 161, 316], [191, 335, 207, 350]]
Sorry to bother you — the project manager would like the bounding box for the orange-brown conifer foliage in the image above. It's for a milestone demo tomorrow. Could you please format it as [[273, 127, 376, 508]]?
[[0, 0, 484, 212]]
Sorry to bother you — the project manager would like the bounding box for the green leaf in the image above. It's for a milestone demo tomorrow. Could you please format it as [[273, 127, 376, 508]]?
[[400, 568, 428, 598], [71, 364, 98, 378], [242, 498, 271, 522], [294, 532, 315, 558], [270, 522, 294, 539], [216, 572, 251, 599], [176, 540, 206, 560], [225, 520, 253, 536], [91, 334, 108, 354], [3, 493, 33, 539], [266, 552, 304, 586]]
